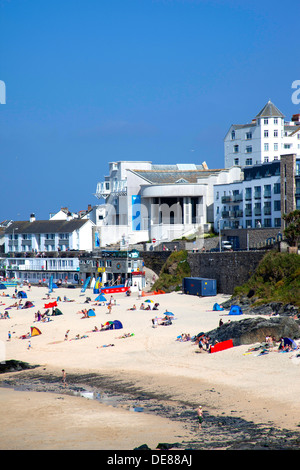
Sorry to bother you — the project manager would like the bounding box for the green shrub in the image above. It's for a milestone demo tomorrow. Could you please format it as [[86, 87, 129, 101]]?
[[233, 252, 300, 307]]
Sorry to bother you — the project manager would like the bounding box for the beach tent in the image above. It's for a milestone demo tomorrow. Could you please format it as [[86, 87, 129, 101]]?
[[229, 305, 243, 315], [213, 303, 224, 311], [18, 291, 27, 299], [95, 294, 106, 302], [283, 337, 297, 350], [30, 326, 42, 337], [0, 283, 7, 289], [23, 301, 34, 309], [111, 320, 123, 330], [52, 308, 63, 316], [87, 309, 96, 317]]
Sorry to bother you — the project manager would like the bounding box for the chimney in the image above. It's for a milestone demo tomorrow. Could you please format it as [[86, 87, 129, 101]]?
[[88, 204, 92, 211], [30, 213, 36, 222]]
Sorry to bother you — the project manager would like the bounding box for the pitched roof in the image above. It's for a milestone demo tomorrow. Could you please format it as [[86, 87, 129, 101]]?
[[131, 169, 223, 184], [287, 125, 300, 136], [5, 219, 89, 235], [255, 100, 285, 118]]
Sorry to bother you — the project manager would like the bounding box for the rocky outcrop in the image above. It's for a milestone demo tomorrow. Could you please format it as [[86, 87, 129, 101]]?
[[205, 316, 300, 347], [221, 297, 299, 318]]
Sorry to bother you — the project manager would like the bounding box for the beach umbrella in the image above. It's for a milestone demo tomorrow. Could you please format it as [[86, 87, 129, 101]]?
[[164, 311, 174, 316], [145, 299, 154, 303]]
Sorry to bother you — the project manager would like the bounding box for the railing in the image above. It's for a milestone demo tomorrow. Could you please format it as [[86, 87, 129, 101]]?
[[95, 180, 127, 198]]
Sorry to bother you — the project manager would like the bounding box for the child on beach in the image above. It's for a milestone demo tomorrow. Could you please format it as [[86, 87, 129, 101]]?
[[196, 406, 203, 429]]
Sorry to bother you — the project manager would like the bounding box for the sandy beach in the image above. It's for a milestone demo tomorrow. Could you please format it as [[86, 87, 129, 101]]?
[[1, 283, 300, 450]]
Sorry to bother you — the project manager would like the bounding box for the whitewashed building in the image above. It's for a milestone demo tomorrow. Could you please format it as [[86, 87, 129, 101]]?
[[4, 215, 95, 254], [94, 161, 242, 247], [224, 101, 300, 168], [2, 256, 80, 285]]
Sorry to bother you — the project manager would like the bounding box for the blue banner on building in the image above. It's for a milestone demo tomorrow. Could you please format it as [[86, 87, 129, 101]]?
[[95, 231, 100, 247], [132, 195, 141, 231]]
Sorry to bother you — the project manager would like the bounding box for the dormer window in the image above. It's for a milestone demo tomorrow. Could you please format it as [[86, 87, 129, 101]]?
[[175, 178, 189, 184]]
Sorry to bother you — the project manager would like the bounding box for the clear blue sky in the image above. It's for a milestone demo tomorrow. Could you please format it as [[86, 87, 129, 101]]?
[[1, 0, 300, 220]]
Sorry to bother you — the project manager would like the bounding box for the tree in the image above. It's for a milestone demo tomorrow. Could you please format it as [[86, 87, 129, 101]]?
[[283, 210, 300, 247]]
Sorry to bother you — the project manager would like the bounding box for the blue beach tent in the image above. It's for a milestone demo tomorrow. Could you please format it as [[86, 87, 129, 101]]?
[[95, 294, 107, 302], [229, 304, 243, 315], [283, 337, 297, 349], [0, 283, 6, 289], [213, 303, 224, 311], [17, 291, 27, 299], [87, 309, 96, 317], [110, 320, 123, 330]]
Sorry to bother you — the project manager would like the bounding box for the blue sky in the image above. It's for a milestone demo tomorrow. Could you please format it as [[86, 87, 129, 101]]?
[[1, 0, 300, 220]]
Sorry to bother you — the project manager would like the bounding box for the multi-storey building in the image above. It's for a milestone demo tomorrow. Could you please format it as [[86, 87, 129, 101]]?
[[4, 214, 95, 254], [214, 154, 300, 232], [224, 101, 300, 168], [1, 254, 81, 285]]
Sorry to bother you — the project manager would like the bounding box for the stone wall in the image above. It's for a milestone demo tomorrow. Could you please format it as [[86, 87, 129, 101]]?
[[141, 251, 171, 275], [142, 250, 267, 294], [221, 228, 282, 250], [187, 251, 266, 294]]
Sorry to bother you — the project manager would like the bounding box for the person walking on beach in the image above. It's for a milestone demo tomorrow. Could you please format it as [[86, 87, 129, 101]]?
[[196, 405, 203, 429], [62, 369, 67, 387]]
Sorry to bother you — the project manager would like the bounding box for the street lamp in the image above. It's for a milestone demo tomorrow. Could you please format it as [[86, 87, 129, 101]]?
[[219, 218, 223, 252]]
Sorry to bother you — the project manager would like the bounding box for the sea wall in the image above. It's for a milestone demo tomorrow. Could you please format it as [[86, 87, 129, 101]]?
[[142, 250, 267, 294], [187, 251, 266, 294]]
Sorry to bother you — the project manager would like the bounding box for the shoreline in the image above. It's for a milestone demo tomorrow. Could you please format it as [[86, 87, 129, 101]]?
[[1, 364, 300, 450], [1, 285, 300, 450]]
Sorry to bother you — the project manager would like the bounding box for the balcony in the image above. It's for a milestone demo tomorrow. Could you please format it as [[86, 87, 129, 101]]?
[[245, 208, 252, 217], [95, 180, 127, 199], [221, 195, 232, 203], [221, 211, 230, 218], [233, 194, 243, 203], [229, 210, 243, 218]]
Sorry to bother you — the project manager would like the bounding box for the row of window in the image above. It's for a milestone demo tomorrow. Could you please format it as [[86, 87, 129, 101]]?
[[216, 184, 281, 201], [9, 233, 70, 240], [231, 119, 282, 140], [233, 143, 293, 154]]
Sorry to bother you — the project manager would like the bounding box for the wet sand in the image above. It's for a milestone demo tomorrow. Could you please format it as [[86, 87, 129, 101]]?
[[1, 285, 300, 450]]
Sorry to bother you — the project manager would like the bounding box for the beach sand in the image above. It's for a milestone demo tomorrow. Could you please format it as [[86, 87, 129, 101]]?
[[1, 284, 300, 450]]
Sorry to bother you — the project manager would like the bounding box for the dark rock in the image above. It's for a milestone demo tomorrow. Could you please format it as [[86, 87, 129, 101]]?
[[134, 444, 151, 450], [156, 442, 181, 449], [0, 360, 38, 374], [206, 316, 300, 347]]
